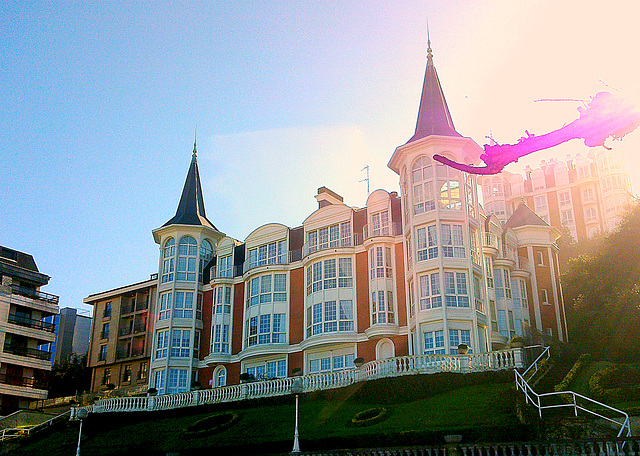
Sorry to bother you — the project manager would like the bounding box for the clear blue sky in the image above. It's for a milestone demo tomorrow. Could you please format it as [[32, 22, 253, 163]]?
[[2, 1, 639, 314]]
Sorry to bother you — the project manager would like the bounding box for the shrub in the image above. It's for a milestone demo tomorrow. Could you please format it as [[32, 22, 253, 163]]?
[[349, 407, 388, 427], [182, 412, 240, 438], [589, 365, 640, 402], [554, 353, 592, 393]]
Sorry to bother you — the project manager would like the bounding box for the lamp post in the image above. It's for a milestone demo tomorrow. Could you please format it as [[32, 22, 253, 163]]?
[[290, 377, 304, 454], [74, 408, 89, 456]]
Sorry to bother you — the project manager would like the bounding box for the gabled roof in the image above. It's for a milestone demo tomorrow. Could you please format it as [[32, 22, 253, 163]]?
[[407, 42, 461, 144], [162, 142, 218, 230], [504, 202, 549, 229]]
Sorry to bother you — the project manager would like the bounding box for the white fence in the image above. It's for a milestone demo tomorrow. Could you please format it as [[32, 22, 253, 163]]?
[[74, 349, 522, 416]]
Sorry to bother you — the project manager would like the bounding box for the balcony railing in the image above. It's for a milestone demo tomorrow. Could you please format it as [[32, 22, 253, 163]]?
[[242, 250, 302, 274], [209, 265, 243, 280], [7, 314, 56, 333], [302, 236, 359, 258], [10, 285, 59, 305], [121, 304, 134, 315], [0, 373, 47, 389], [484, 233, 499, 250], [4, 344, 51, 361], [133, 324, 147, 334], [362, 222, 402, 240], [135, 297, 149, 311]]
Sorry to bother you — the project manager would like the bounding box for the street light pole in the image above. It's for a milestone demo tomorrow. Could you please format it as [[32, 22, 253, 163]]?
[[292, 393, 300, 453], [291, 377, 303, 454], [74, 408, 89, 456]]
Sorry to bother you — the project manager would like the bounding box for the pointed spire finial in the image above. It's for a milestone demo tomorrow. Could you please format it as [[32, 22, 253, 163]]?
[[426, 21, 433, 61], [193, 126, 198, 159]]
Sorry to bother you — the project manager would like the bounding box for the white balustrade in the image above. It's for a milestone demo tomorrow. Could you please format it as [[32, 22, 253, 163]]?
[[82, 348, 521, 414]]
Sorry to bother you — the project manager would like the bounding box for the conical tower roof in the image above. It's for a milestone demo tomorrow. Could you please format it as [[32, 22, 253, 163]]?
[[407, 41, 461, 143], [162, 139, 218, 230], [504, 202, 549, 230]]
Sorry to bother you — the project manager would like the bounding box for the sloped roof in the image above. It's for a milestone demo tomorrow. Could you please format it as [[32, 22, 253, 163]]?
[[407, 43, 461, 143], [162, 149, 218, 230], [504, 202, 549, 229]]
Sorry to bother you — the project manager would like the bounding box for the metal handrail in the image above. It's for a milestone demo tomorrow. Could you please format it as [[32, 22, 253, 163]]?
[[515, 347, 631, 438], [7, 313, 56, 332]]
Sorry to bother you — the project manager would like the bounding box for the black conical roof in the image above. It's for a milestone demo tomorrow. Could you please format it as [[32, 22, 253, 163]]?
[[163, 151, 218, 230]]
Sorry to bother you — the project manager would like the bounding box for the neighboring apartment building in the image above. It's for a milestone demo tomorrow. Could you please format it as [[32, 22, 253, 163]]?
[[84, 277, 155, 392], [0, 246, 59, 414], [479, 149, 634, 242], [86, 43, 567, 395], [52, 307, 92, 364]]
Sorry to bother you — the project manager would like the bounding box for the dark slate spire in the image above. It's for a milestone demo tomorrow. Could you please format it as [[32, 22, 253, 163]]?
[[407, 38, 461, 143], [163, 137, 218, 230], [504, 202, 549, 230]]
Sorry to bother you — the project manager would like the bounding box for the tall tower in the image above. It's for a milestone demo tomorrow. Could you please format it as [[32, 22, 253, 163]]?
[[150, 139, 224, 394], [388, 42, 488, 355]]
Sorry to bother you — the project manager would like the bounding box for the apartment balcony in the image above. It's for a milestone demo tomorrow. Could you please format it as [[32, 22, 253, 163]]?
[[10, 285, 59, 305], [209, 265, 243, 280], [7, 313, 56, 333], [483, 233, 499, 255], [119, 326, 133, 337], [362, 222, 402, 240], [121, 304, 135, 315], [135, 297, 149, 311], [0, 372, 48, 390], [3, 344, 51, 361], [302, 236, 360, 259], [133, 324, 147, 334], [242, 250, 302, 274], [6, 285, 59, 314]]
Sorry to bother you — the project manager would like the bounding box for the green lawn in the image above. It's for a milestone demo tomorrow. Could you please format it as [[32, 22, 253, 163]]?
[[6, 371, 530, 456]]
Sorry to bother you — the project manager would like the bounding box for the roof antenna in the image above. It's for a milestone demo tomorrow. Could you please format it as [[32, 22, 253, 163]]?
[[360, 165, 370, 197], [193, 125, 198, 159]]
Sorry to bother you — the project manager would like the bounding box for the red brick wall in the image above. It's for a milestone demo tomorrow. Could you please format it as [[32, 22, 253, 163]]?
[[231, 282, 245, 355], [289, 267, 305, 344], [355, 251, 370, 332], [201, 289, 214, 357]]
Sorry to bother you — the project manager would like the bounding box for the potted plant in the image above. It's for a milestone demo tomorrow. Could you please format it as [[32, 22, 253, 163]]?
[[353, 357, 365, 368], [291, 367, 302, 376], [191, 380, 202, 391], [239, 373, 256, 383], [147, 387, 158, 397], [457, 343, 469, 355]]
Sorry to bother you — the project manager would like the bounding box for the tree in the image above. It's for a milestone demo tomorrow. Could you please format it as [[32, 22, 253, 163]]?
[[561, 200, 640, 360], [48, 353, 92, 398]]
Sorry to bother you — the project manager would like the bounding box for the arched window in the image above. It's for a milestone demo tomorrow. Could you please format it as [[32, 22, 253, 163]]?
[[411, 156, 435, 215], [177, 236, 198, 282], [161, 238, 175, 283], [214, 366, 227, 387], [199, 239, 214, 282]]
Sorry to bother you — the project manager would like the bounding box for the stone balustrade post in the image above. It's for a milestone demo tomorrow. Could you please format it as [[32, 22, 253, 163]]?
[[146, 396, 155, 411], [192, 390, 200, 405], [514, 348, 524, 368], [459, 355, 470, 372]]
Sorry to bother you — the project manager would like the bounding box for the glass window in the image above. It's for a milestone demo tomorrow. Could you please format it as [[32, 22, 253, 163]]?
[[162, 238, 175, 283], [444, 271, 469, 307], [306, 300, 354, 337], [199, 239, 214, 282], [441, 224, 465, 258], [159, 292, 172, 320], [416, 225, 438, 261], [170, 329, 191, 357], [419, 272, 442, 310], [155, 330, 168, 359], [424, 330, 445, 354], [177, 236, 198, 282], [173, 291, 194, 318]]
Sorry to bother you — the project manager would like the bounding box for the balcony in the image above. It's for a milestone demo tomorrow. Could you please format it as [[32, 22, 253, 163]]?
[[121, 304, 135, 315], [302, 237, 358, 258], [7, 314, 55, 333], [0, 372, 47, 389], [10, 285, 59, 305], [135, 297, 149, 311], [119, 326, 133, 337], [242, 251, 301, 274], [209, 265, 243, 280], [133, 324, 147, 334], [4, 344, 51, 361], [362, 222, 402, 240]]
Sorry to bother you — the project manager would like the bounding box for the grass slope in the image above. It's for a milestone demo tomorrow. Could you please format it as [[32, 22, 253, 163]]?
[[7, 371, 531, 455]]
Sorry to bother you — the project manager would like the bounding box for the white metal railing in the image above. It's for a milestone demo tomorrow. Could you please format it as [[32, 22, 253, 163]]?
[[79, 349, 523, 415], [514, 347, 632, 438], [1, 410, 70, 442]]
